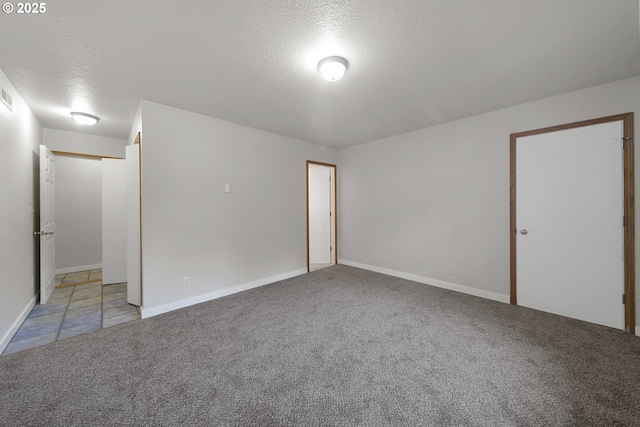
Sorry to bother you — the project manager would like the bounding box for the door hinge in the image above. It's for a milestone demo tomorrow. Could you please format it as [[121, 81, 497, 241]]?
[[623, 216, 626, 227], [330, 211, 332, 216], [330, 246, 333, 251], [622, 294, 625, 304]]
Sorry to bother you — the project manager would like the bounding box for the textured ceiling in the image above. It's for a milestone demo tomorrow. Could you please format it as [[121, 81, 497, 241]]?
[[0, 0, 639, 148]]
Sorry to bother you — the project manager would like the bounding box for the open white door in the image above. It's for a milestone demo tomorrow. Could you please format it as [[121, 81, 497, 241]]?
[[309, 166, 332, 264], [126, 144, 141, 306], [329, 167, 336, 265], [516, 121, 624, 329], [39, 145, 56, 304], [307, 161, 337, 272]]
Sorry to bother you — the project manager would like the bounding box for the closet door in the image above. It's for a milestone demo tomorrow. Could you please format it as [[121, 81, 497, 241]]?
[[515, 121, 624, 329]]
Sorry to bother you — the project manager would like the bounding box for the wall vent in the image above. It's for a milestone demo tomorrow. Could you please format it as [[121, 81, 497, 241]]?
[[1, 88, 12, 112]]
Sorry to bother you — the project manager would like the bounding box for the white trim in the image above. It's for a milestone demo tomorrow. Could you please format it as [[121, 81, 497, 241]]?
[[0, 294, 37, 354], [339, 259, 510, 304], [140, 268, 308, 319], [55, 263, 102, 275], [636, 326, 640, 337]]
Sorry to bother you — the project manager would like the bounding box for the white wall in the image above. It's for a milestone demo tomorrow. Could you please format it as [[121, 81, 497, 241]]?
[[139, 100, 338, 316], [309, 166, 331, 264], [54, 156, 102, 273], [128, 104, 142, 146], [102, 159, 127, 284], [339, 76, 640, 320], [43, 128, 126, 158], [0, 70, 42, 352]]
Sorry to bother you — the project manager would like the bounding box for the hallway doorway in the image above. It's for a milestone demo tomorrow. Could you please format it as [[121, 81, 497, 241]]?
[[307, 161, 337, 272]]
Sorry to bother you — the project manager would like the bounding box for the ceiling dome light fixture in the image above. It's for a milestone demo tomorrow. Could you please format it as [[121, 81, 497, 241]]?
[[318, 56, 348, 82], [70, 112, 100, 126]]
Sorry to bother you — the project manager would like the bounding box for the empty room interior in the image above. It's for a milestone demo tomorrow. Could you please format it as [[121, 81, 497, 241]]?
[[1, 1, 640, 425]]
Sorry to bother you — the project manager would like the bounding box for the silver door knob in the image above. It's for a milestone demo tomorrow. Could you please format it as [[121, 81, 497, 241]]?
[[519, 229, 528, 235], [33, 231, 44, 236]]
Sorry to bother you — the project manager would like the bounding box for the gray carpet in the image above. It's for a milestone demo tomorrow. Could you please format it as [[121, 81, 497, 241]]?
[[1, 265, 640, 426]]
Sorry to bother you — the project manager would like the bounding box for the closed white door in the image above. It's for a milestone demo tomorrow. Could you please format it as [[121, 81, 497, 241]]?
[[516, 121, 624, 329], [39, 145, 56, 304]]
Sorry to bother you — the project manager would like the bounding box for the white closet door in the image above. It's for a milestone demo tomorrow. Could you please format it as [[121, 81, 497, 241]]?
[[516, 121, 624, 329]]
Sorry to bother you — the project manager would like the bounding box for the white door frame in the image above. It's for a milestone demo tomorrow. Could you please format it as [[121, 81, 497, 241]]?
[[306, 161, 338, 272], [510, 113, 635, 333]]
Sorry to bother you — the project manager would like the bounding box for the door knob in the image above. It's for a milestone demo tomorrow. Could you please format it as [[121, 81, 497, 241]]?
[[519, 229, 528, 235], [33, 231, 44, 236]]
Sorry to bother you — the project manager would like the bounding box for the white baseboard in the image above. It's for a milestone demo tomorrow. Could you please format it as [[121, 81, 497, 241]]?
[[0, 294, 37, 354], [55, 263, 102, 275], [140, 268, 308, 319], [636, 326, 640, 337], [339, 259, 510, 304]]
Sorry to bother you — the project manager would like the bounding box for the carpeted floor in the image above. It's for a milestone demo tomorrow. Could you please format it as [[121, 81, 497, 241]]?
[[1, 265, 639, 426]]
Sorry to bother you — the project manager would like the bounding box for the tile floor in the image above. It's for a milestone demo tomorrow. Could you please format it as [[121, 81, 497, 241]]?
[[56, 268, 103, 287], [2, 269, 140, 356]]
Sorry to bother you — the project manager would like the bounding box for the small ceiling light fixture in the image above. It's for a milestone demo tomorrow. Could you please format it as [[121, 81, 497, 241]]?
[[318, 56, 348, 82], [70, 112, 100, 126]]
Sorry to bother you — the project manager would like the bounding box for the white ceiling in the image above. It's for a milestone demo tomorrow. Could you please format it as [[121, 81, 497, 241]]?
[[1, 0, 639, 148]]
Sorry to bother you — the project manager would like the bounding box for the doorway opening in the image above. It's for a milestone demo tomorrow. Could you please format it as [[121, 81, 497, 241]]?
[[510, 112, 634, 333], [307, 161, 337, 272]]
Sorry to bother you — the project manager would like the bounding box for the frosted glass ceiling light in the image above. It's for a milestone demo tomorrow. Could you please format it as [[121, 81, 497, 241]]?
[[70, 112, 99, 126], [318, 56, 348, 82]]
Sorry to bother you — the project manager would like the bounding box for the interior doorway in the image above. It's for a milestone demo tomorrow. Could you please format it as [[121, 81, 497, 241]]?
[[307, 161, 337, 272], [49, 151, 116, 282]]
